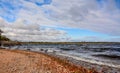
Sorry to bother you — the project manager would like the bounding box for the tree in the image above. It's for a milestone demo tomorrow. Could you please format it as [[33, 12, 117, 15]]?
[[0, 29, 11, 47], [0, 29, 3, 47], [1, 36, 10, 41]]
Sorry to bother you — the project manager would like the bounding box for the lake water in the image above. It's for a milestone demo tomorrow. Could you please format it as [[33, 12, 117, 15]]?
[[5, 43, 120, 68]]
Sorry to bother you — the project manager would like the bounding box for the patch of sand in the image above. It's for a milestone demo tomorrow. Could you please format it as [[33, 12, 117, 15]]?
[[0, 49, 98, 73]]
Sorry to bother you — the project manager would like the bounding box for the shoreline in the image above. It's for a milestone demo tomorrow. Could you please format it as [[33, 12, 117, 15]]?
[[0, 48, 120, 73], [57, 53, 120, 68], [44, 52, 120, 73], [0, 49, 98, 73]]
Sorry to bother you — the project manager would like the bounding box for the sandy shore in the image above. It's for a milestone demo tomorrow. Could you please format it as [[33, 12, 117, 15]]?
[[0, 49, 98, 73]]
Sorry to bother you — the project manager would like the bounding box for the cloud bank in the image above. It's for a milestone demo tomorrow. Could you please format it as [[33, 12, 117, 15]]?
[[46, 0, 120, 35], [0, 18, 69, 42], [0, 0, 120, 41]]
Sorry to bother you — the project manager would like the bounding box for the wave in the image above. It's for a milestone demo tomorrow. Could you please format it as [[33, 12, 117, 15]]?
[[92, 54, 120, 59], [57, 53, 120, 68]]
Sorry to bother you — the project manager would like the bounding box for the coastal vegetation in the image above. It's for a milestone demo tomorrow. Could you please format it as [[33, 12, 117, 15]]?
[[0, 29, 10, 41], [0, 35, 10, 41]]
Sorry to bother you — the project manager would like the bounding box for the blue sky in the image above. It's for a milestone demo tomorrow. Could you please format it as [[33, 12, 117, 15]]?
[[0, 0, 120, 42]]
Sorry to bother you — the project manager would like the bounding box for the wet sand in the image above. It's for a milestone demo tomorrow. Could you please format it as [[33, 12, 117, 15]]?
[[0, 49, 98, 73], [47, 52, 120, 73]]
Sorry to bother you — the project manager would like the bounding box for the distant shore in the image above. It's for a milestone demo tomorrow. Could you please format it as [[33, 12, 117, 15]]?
[[2, 41, 120, 46], [0, 49, 98, 73]]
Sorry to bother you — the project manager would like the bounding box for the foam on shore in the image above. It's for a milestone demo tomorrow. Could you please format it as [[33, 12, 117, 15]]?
[[57, 53, 120, 68]]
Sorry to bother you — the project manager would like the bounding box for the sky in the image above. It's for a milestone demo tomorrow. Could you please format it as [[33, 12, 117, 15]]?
[[0, 0, 120, 42]]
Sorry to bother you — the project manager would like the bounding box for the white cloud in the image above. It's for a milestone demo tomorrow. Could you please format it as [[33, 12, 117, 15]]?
[[41, 0, 120, 35], [1, 0, 119, 35], [0, 0, 120, 42], [0, 18, 69, 42]]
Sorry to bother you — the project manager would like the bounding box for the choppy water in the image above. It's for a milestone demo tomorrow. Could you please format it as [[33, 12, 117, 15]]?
[[4, 44, 120, 68]]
